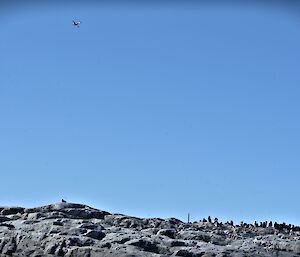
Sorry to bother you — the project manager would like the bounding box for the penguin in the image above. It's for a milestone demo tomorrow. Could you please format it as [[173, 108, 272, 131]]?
[[61, 199, 66, 203]]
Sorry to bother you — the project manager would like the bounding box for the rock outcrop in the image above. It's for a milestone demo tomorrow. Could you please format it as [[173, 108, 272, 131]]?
[[0, 202, 299, 256]]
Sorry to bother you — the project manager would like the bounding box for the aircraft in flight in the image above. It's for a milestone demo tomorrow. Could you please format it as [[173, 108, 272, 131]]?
[[73, 20, 81, 28]]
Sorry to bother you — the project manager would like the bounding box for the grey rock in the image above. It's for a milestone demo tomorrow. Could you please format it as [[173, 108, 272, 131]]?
[[0, 216, 11, 222], [125, 238, 160, 253], [85, 230, 106, 240], [0, 202, 299, 257], [1, 207, 24, 215], [157, 228, 177, 239], [293, 241, 300, 254]]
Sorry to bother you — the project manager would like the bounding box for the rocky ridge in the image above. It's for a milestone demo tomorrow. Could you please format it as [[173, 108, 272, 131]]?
[[0, 202, 300, 256]]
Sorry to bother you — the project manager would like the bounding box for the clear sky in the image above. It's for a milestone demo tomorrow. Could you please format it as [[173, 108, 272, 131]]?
[[1, 1, 300, 225]]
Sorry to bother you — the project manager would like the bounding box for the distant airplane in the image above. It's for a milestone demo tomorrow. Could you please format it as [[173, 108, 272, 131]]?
[[73, 20, 81, 27]]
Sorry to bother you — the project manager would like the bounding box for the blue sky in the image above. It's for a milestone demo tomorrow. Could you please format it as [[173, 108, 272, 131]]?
[[1, 1, 300, 225]]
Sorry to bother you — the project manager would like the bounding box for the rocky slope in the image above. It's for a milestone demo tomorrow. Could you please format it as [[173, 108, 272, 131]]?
[[0, 202, 300, 257]]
